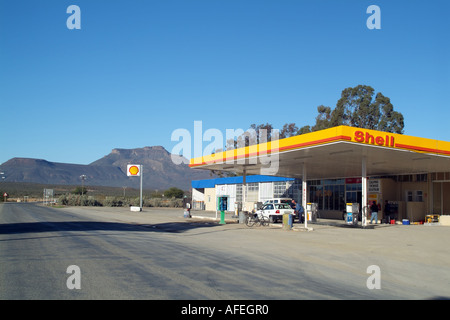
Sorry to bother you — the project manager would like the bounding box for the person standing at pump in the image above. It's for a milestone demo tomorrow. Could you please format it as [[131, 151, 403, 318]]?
[[370, 201, 379, 224], [384, 200, 391, 223], [291, 200, 298, 221]]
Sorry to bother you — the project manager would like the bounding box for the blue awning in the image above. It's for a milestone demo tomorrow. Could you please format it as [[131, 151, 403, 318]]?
[[192, 175, 296, 189]]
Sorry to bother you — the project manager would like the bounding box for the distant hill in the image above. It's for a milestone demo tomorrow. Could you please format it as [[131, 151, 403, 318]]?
[[0, 146, 213, 190]]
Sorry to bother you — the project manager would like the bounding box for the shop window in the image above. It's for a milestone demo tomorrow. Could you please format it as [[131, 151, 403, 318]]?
[[236, 185, 242, 202], [246, 183, 259, 202], [273, 181, 287, 198], [309, 181, 345, 211], [416, 174, 427, 182], [406, 190, 423, 202], [309, 185, 323, 210], [416, 190, 423, 202], [400, 174, 427, 182], [407, 191, 413, 202]]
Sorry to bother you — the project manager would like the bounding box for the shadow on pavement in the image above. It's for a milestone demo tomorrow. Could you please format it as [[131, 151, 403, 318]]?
[[0, 220, 220, 235]]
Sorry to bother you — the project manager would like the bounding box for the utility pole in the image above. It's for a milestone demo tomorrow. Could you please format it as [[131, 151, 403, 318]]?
[[80, 175, 87, 196]]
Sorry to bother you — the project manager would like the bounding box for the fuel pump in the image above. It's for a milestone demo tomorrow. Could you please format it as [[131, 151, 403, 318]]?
[[306, 203, 318, 222], [217, 196, 228, 225], [346, 203, 359, 225]]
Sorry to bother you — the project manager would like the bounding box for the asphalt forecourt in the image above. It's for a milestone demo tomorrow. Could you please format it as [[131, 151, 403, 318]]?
[[41, 205, 450, 300], [60, 206, 371, 231]]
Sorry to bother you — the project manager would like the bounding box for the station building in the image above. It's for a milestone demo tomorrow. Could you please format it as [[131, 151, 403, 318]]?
[[190, 126, 450, 225], [191, 175, 301, 212]]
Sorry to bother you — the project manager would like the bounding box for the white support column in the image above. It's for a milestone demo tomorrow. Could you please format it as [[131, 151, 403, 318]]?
[[362, 157, 368, 227], [302, 164, 308, 229]]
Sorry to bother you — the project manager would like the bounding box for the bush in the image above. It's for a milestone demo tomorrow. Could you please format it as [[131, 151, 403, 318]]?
[[103, 197, 124, 207], [164, 187, 184, 199], [57, 194, 184, 208], [84, 197, 102, 206], [58, 194, 102, 206], [72, 186, 88, 195], [146, 198, 183, 208]]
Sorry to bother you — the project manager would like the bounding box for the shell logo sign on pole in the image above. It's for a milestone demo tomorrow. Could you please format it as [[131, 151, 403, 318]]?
[[127, 164, 141, 176], [126, 164, 143, 211]]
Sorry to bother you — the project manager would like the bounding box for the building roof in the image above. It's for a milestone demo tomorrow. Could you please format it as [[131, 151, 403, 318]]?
[[191, 175, 295, 189]]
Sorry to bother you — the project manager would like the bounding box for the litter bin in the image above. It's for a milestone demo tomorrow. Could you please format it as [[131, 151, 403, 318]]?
[[283, 213, 293, 230]]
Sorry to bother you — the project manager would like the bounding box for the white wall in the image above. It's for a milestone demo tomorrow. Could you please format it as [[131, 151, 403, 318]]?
[[216, 184, 237, 211], [259, 182, 273, 203]]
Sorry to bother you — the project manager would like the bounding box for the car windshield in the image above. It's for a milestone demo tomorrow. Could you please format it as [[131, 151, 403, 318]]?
[[276, 203, 291, 209]]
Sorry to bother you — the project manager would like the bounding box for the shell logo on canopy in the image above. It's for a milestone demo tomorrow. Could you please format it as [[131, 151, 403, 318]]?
[[354, 130, 395, 147]]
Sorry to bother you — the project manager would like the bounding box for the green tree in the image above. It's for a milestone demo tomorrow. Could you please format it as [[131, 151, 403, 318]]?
[[329, 85, 404, 134], [374, 92, 405, 134], [280, 123, 299, 138], [230, 85, 404, 152], [164, 187, 184, 199], [72, 186, 87, 195], [312, 105, 333, 132], [298, 125, 312, 134], [249, 123, 275, 141]]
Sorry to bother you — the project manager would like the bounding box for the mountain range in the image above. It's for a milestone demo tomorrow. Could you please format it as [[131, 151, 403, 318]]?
[[0, 146, 213, 191]]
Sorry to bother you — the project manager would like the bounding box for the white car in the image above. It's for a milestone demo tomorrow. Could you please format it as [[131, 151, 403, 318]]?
[[257, 202, 295, 223], [263, 198, 292, 206]]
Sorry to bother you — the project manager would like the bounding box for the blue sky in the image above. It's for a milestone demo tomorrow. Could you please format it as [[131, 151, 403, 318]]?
[[1, 0, 449, 165]]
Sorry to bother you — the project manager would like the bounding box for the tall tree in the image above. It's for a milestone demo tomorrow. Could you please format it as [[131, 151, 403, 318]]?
[[280, 123, 299, 138], [225, 122, 277, 151], [312, 105, 332, 131], [229, 85, 404, 153], [374, 92, 404, 134], [249, 123, 275, 141], [329, 85, 404, 134]]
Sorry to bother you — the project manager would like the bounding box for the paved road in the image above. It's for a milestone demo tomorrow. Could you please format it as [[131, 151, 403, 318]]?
[[1, 202, 450, 300]]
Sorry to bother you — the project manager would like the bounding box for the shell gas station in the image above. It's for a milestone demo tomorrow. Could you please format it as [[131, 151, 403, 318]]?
[[190, 126, 450, 227]]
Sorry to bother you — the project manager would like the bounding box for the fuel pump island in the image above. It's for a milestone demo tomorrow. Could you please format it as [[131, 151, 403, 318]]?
[[346, 203, 359, 226]]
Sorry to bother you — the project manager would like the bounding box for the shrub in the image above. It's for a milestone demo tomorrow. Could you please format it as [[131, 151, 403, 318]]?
[[103, 197, 123, 207], [57, 194, 184, 208], [164, 187, 184, 199], [58, 194, 102, 206]]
